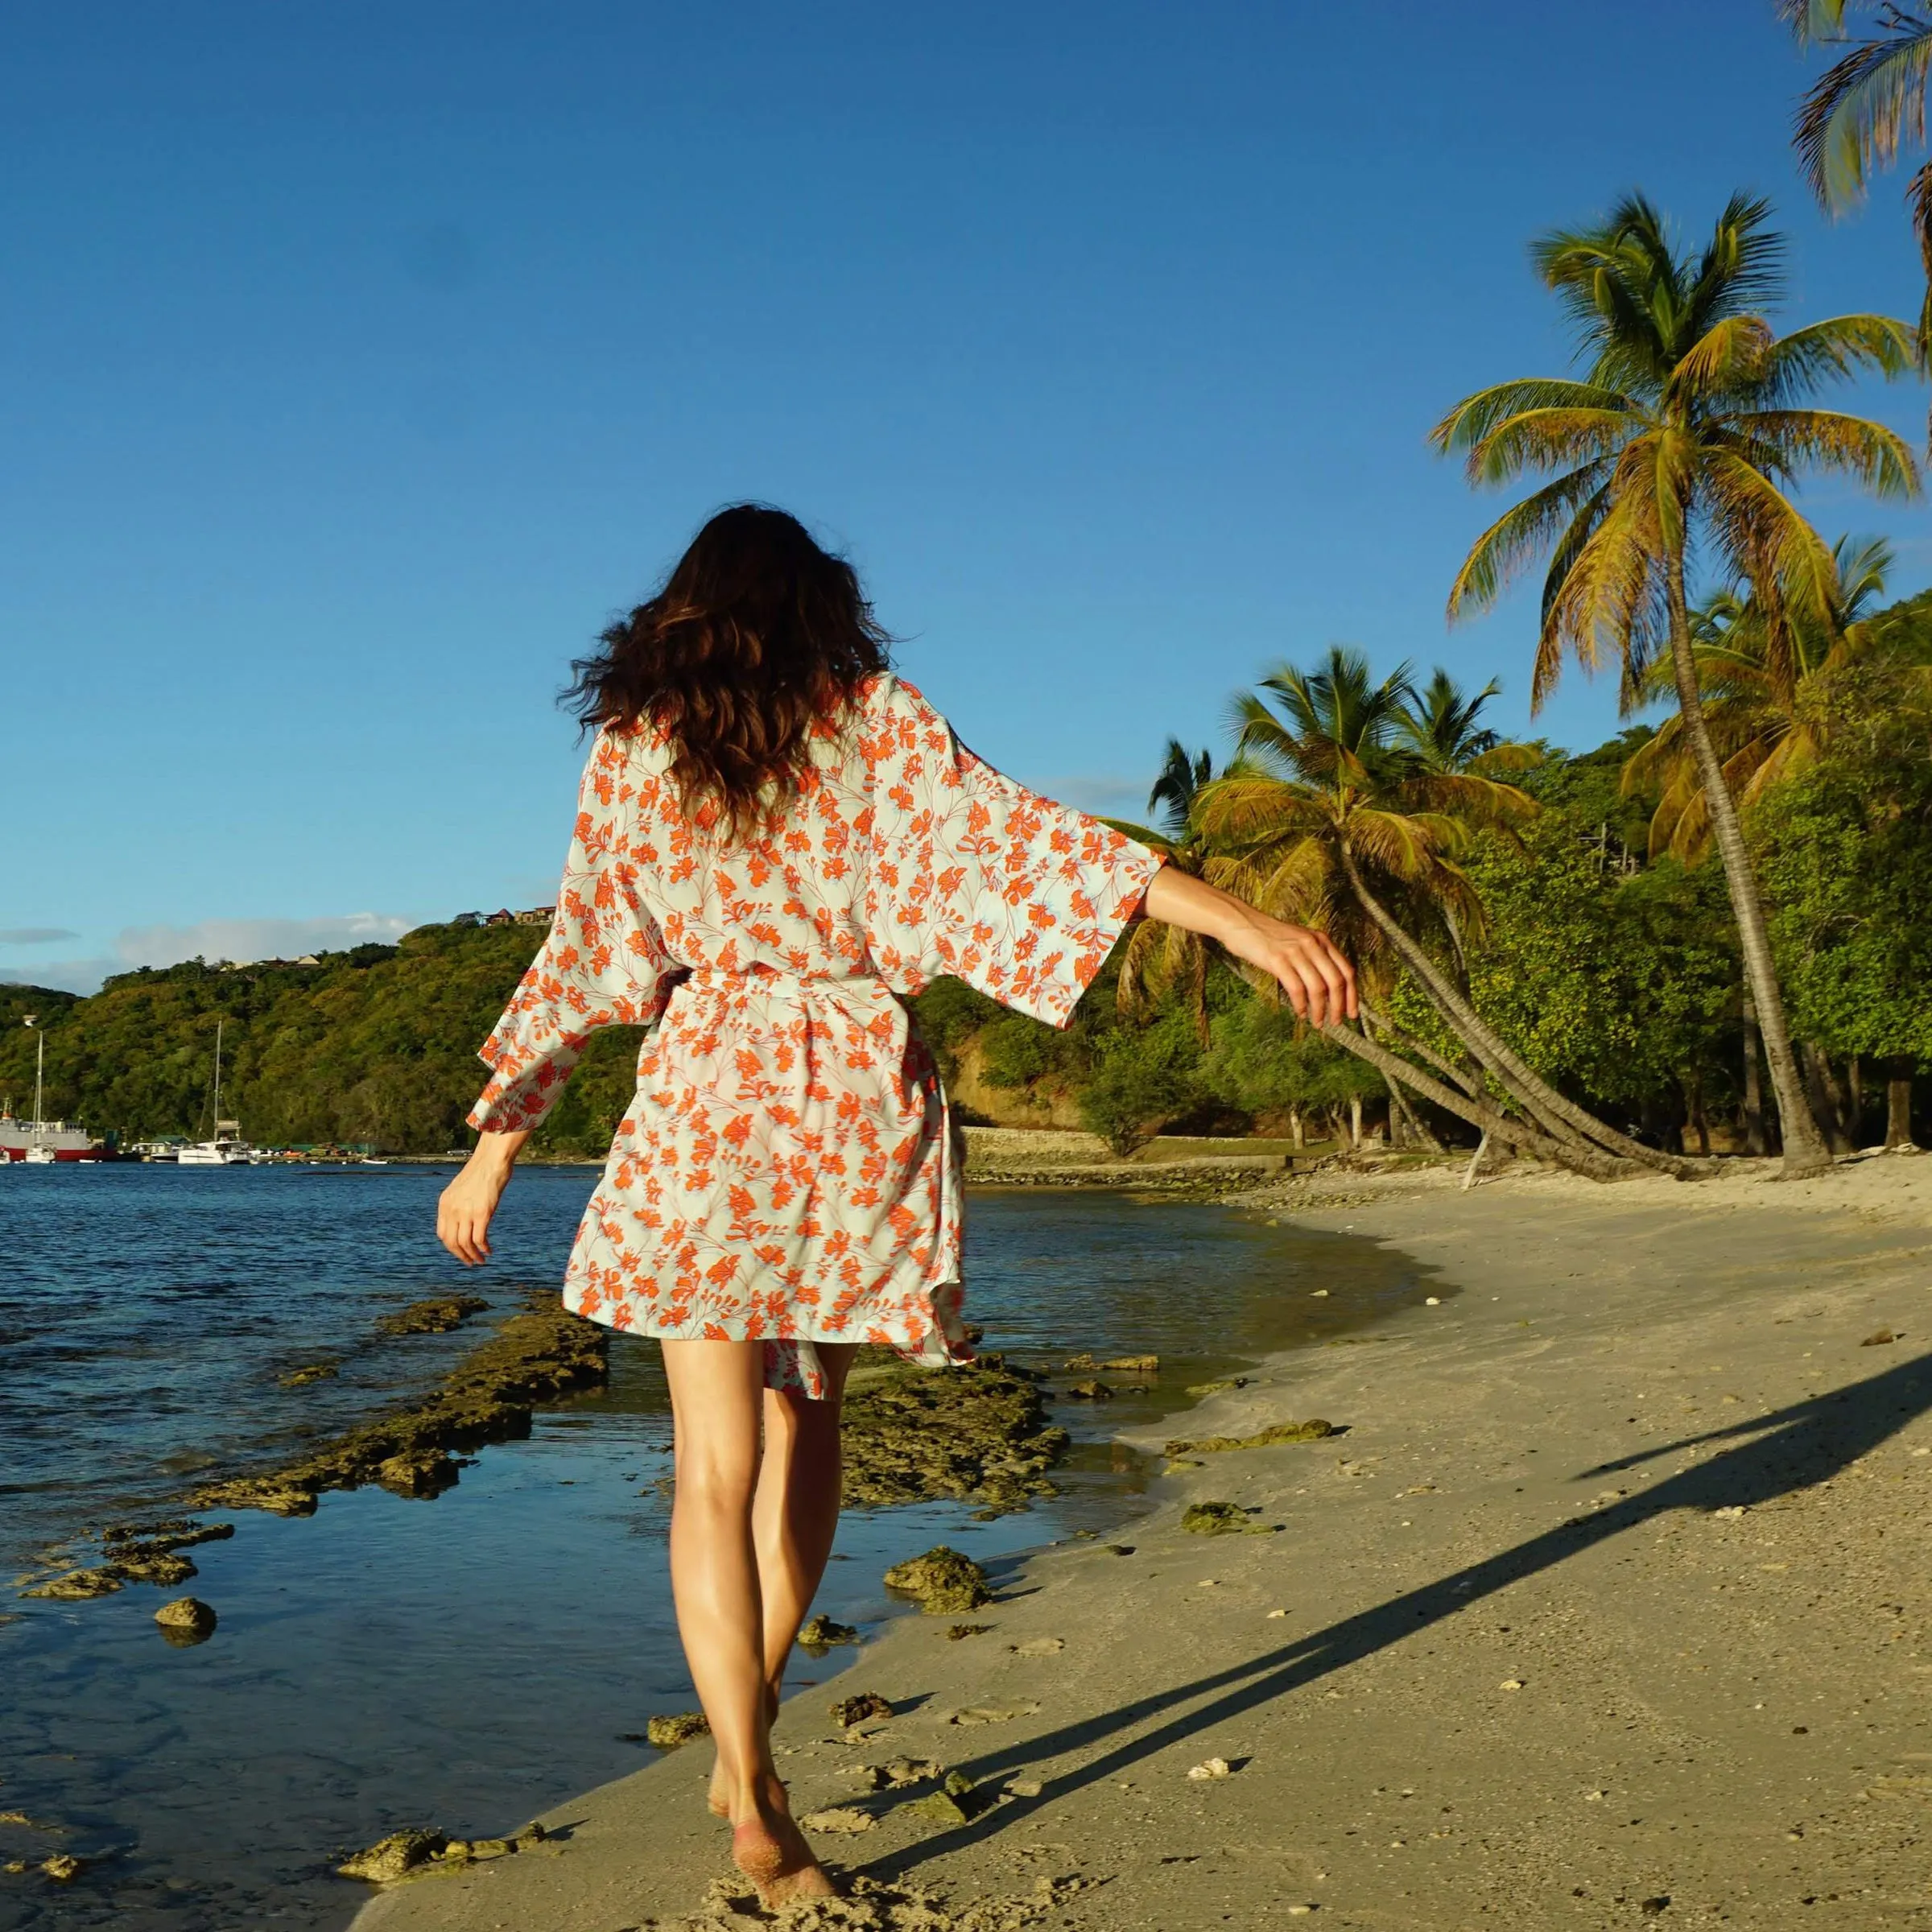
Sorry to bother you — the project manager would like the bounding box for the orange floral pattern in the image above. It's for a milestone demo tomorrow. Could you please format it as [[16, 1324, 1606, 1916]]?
[[469, 675, 1160, 1397]]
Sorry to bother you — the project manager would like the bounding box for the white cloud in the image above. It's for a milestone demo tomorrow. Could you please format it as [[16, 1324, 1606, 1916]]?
[[0, 927, 80, 945], [114, 913, 420, 971], [0, 958, 120, 995]]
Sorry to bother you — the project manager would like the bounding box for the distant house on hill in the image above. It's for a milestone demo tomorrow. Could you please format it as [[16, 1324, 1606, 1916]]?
[[451, 906, 552, 928]]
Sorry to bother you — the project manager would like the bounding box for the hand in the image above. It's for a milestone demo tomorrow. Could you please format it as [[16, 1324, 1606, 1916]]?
[[1220, 905, 1360, 1030], [437, 1135, 522, 1265], [1141, 865, 1359, 1028]]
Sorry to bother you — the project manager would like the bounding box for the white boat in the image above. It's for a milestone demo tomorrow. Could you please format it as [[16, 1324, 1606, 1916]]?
[[4, 1018, 97, 1162], [177, 1020, 252, 1166]]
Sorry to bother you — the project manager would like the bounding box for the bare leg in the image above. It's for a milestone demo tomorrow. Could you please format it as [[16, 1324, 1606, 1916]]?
[[758, 1342, 859, 1694], [660, 1339, 834, 1906], [708, 1342, 859, 1818]]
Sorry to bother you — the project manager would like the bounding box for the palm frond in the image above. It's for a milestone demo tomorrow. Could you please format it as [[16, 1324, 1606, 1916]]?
[[1444, 460, 1616, 617], [1793, 10, 1932, 209]]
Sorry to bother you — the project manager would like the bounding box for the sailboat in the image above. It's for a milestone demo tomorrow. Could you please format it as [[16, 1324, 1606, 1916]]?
[[2, 1018, 95, 1162], [177, 1020, 252, 1166]]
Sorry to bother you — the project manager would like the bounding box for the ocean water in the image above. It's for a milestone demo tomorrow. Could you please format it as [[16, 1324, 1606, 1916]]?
[[0, 1162, 1430, 1931]]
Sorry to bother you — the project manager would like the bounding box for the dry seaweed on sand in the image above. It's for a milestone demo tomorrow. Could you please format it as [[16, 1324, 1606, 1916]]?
[[187, 1294, 606, 1515], [1164, 1418, 1336, 1455], [675, 1871, 1072, 1929], [882, 1546, 992, 1613], [841, 1358, 1068, 1512]]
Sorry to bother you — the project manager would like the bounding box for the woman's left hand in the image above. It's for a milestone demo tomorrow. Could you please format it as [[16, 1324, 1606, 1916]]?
[[437, 1133, 526, 1265]]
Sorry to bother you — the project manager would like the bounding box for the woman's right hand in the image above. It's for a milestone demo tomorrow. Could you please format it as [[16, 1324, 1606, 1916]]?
[[1142, 865, 1358, 1028], [436, 1132, 526, 1265]]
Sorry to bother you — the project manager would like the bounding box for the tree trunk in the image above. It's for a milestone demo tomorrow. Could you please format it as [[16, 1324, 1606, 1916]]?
[[1801, 1042, 1855, 1157], [1662, 551, 1829, 1176], [1887, 1058, 1915, 1148], [1290, 1108, 1305, 1150], [1682, 1072, 1709, 1157], [1740, 977, 1767, 1157], [1348, 1095, 1363, 1149], [1848, 1055, 1864, 1143], [1319, 1021, 1651, 1181], [1338, 848, 1695, 1176], [1387, 1078, 1445, 1154]]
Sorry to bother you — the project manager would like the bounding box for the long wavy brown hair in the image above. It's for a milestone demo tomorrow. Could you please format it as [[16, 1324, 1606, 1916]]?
[[567, 506, 892, 837]]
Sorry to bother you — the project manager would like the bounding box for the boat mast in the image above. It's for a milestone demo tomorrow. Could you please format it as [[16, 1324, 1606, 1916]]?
[[30, 1019, 43, 1134], [213, 1019, 222, 1140]]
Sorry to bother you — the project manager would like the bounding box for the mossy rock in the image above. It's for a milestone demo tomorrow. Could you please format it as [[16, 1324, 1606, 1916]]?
[[842, 1361, 1068, 1513], [21, 1567, 122, 1600], [882, 1546, 991, 1614], [798, 1613, 859, 1649], [338, 1830, 448, 1884], [377, 1296, 489, 1336], [1165, 1418, 1335, 1455], [190, 1296, 606, 1517], [1182, 1501, 1258, 1536], [646, 1711, 710, 1748]]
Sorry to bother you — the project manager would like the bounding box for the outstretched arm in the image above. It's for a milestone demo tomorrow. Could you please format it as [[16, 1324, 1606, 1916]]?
[[1142, 865, 1357, 1029]]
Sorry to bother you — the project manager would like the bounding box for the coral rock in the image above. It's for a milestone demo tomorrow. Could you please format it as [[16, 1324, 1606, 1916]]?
[[155, 1597, 217, 1644], [337, 1830, 448, 1883], [882, 1546, 992, 1614]]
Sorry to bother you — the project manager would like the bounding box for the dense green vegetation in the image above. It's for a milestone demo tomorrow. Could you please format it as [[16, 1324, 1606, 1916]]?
[[10, 611, 1920, 1166]]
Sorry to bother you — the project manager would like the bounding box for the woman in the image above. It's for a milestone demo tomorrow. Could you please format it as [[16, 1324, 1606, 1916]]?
[[436, 506, 1356, 1905]]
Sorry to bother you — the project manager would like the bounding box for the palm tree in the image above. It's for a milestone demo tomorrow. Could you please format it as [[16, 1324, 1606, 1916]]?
[[1622, 535, 1894, 861], [1113, 741, 1220, 1040], [1146, 738, 1215, 838], [1195, 649, 1691, 1179], [1430, 191, 1919, 1176], [1782, 2, 1932, 391], [1393, 669, 1542, 777]]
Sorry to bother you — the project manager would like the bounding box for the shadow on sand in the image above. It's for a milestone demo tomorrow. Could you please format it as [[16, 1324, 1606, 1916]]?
[[865, 1347, 1932, 1879]]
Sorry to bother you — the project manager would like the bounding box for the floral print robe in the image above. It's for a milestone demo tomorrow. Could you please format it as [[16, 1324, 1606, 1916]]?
[[468, 675, 1162, 1397]]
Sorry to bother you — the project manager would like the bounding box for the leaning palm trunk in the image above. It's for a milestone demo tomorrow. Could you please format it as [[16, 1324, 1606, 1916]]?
[[1318, 1021, 1653, 1181], [1337, 849, 1699, 1178], [1662, 557, 1831, 1177]]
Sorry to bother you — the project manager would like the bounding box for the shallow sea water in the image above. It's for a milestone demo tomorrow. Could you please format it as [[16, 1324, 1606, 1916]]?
[[0, 1162, 1430, 1930]]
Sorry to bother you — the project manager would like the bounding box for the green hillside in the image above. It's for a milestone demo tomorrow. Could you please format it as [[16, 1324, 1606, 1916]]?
[[0, 924, 646, 1158]]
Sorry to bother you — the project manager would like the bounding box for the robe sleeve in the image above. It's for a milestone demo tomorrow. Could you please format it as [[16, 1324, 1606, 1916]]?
[[862, 676, 1162, 1027], [467, 732, 678, 1134]]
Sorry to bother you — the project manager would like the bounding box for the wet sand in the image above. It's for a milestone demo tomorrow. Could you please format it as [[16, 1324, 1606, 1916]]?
[[352, 1154, 1932, 1930]]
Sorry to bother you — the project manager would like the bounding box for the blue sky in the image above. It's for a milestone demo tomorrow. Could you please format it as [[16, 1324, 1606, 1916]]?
[[4, 2, 1926, 993]]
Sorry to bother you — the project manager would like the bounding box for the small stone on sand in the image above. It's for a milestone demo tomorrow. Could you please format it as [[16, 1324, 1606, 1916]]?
[[800, 1806, 876, 1835], [1010, 1637, 1064, 1655], [946, 1623, 993, 1641], [1499, 1678, 1525, 1691], [1187, 1757, 1233, 1780], [1006, 1777, 1043, 1798]]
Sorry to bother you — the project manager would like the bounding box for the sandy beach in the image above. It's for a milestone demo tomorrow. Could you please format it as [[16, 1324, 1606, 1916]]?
[[351, 1154, 1932, 1931]]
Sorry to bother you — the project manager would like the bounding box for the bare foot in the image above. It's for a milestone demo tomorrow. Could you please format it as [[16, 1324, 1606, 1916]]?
[[708, 1686, 783, 1818], [729, 1774, 837, 1908]]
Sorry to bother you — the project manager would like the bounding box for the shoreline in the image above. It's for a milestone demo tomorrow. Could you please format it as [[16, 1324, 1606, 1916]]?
[[353, 1153, 1932, 1931]]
